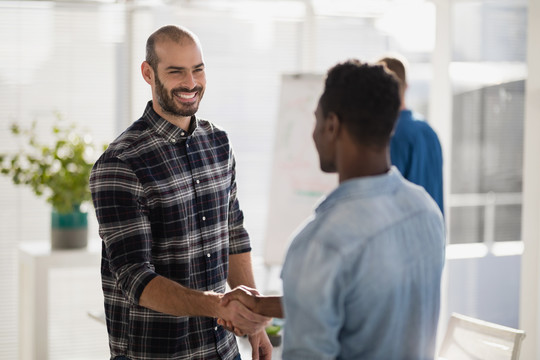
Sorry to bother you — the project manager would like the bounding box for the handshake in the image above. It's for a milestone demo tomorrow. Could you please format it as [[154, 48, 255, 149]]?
[[216, 285, 283, 337]]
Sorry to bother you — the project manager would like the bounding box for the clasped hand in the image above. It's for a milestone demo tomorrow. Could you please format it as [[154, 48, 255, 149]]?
[[218, 285, 268, 336]]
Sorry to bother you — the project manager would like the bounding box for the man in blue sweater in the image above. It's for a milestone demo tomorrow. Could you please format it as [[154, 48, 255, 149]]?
[[378, 56, 444, 215]]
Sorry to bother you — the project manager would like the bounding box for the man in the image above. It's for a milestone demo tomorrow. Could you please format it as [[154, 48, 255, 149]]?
[[378, 55, 444, 215], [223, 60, 445, 359], [90, 25, 271, 360]]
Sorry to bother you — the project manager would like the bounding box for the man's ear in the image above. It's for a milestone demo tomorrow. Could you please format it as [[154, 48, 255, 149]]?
[[141, 61, 154, 85], [325, 112, 341, 139]]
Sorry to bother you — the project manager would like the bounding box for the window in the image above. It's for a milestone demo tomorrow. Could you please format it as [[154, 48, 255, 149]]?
[[449, 0, 527, 245]]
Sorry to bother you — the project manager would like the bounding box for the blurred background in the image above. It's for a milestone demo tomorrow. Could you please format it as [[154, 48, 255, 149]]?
[[0, 0, 534, 358]]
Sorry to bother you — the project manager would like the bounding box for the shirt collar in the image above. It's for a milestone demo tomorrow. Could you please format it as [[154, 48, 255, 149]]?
[[315, 167, 403, 213], [142, 101, 198, 143]]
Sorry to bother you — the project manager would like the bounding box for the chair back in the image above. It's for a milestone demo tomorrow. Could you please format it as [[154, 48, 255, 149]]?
[[438, 313, 526, 360]]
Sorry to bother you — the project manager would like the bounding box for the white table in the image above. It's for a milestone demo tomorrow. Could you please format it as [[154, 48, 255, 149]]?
[[18, 241, 101, 360]]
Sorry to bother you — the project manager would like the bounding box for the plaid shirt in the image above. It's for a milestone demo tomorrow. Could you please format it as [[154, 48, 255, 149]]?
[[90, 101, 251, 360]]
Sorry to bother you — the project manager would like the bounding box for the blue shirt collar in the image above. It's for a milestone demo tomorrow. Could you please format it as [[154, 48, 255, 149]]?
[[316, 166, 403, 214]]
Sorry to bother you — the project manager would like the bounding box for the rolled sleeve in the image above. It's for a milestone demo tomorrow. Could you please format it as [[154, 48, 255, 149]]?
[[227, 152, 251, 255], [90, 154, 158, 304]]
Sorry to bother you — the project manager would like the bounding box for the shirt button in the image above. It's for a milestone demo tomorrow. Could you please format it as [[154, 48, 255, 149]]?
[[186, 144, 190, 148], [207, 253, 211, 258], [196, 179, 200, 184], [170, 138, 176, 144], [181, 131, 185, 136], [202, 216, 206, 221], [214, 326, 218, 331]]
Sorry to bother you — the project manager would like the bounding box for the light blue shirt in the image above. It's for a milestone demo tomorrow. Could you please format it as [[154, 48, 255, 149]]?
[[281, 167, 445, 360]]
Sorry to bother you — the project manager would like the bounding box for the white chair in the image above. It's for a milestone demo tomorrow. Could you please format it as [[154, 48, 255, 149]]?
[[438, 313, 526, 360]]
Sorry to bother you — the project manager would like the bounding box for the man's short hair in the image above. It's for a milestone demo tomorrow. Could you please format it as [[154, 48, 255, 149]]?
[[378, 55, 408, 98], [319, 59, 401, 147], [378, 56, 407, 85], [145, 25, 199, 71]]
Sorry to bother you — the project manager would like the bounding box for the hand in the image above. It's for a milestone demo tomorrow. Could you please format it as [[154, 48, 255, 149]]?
[[248, 329, 273, 360], [222, 286, 284, 319], [217, 294, 270, 336], [221, 285, 260, 310], [218, 286, 261, 335]]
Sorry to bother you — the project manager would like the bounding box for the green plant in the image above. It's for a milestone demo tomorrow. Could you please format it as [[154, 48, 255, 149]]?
[[0, 114, 105, 213], [265, 324, 282, 336]]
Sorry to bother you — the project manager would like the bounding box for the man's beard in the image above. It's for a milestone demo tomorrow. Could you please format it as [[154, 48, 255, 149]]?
[[155, 73, 203, 117]]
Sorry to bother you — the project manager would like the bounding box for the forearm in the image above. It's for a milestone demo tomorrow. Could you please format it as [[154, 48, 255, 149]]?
[[228, 252, 257, 288], [139, 275, 222, 317]]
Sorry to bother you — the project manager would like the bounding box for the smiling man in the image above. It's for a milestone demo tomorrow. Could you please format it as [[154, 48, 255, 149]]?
[[90, 25, 271, 360]]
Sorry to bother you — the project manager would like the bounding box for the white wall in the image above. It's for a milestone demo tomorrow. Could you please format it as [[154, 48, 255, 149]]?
[[446, 252, 521, 328], [520, 0, 540, 358]]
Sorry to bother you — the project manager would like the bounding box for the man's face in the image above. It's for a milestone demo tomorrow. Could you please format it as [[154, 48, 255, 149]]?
[[312, 102, 337, 173], [152, 39, 206, 118]]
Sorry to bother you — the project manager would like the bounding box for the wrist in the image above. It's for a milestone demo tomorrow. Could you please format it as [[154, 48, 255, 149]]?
[[203, 291, 224, 318], [248, 328, 268, 339], [253, 294, 263, 314]]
